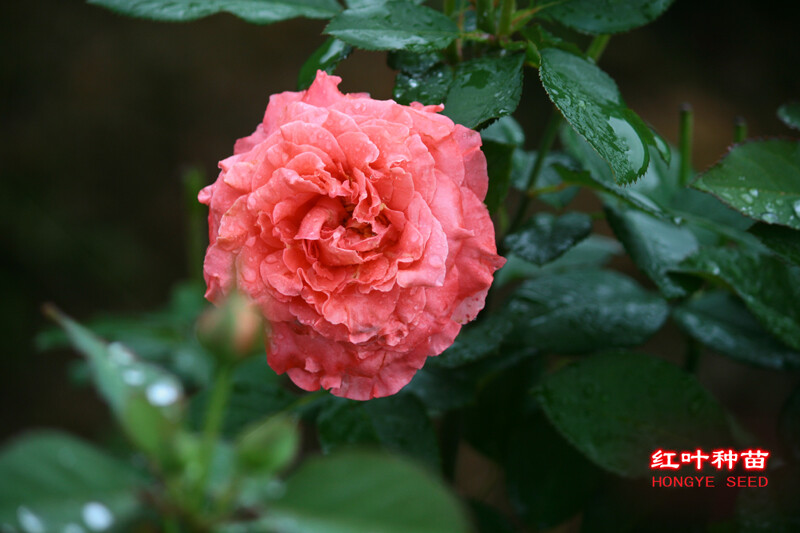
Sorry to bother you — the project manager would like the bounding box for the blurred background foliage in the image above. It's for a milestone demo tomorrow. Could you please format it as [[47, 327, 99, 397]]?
[[1, 0, 799, 478]]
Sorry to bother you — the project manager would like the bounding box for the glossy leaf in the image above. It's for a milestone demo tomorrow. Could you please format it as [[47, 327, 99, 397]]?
[[505, 212, 593, 266], [316, 394, 440, 470], [495, 235, 621, 287], [506, 411, 602, 530], [605, 206, 699, 298], [511, 150, 580, 208], [544, 0, 675, 35], [778, 102, 800, 131], [443, 54, 525, 129], [693, 139, 800, 230], [510, 270, 668, 354], [677, 247, 800, 351], [325, 2, 459, 52], [393, 64, 453, 106], [89, 0, 341, 24], [480, 115, 526, 146], [298, 38, 353, 90], [673, 291, 800, 370], [749, 222, 800, 266], [266, 452, 470, 533], [429, 312, 514, 369], [537, 351, 733, 477], [540, 48, 661, 184], [0, 431, 144, 532]]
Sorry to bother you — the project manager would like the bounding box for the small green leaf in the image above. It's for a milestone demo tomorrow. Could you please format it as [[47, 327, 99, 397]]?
[[778, 102, 800, 131], [537, 351, 734, 477], [443, 54, 525, 129], [506, 411, 602, 530], [266, 452, 470, 533], [676, 247, 800, 351], [693, 139, 800, 229], [89, 0, 341, 24], [0, 431, 145, 531], [297, 38, 353, 90], [393, 64, 453, 106], [482, 140, 515, 212], [673, 291, 800, 370], [494, 235, 621, 287], [325, 2, 459, 52], [543, 0, 675, 35], [510, 270, 668, 354], [505, 212, 593, 266], [749, 222, 800, 266], [540, 48, 661, 184], [605, 206, 699, 298], [317, 394, 440, 470]]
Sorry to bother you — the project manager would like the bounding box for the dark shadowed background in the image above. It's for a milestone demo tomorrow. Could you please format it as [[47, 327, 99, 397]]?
[[1, 0, 799, 452]]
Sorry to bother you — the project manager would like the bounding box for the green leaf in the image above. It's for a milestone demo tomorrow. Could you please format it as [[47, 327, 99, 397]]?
[[443, 54, 525, 129], [190, 357, 295, 437], [673, 291, 800, 371], [482, 140, 515, 213], [89, 0, 341, 24], [428, 311, 515, 369], [325, 2, 459, 52], [481, 115, 525, 146], [510, 270, 668, 354], [693, 139, 800, 230], [605, 206, 699, 298], [506, 411, 602, 530], [236, 414, 300, 475], [46, 309, 185, 456], [511, 151, 580, 208], [316, 394, 440, 470], [266, 451, 470, 533], [494, 234, 621, 287], [749, 223, 800, 266], [0, 431, 145, 531], [537, 351, 734, 477], [676, 247, 800, 351], [393, 64, 453, 106], [544, 0, 675, 35], [297, 38, 353, 90], [505, 212, 592, 266], [404, 365, 475, 412], [540, 48, 661, 184], [778, 102, 800, 131]]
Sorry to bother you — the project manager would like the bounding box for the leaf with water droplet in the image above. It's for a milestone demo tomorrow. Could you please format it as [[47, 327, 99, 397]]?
[[540, 48, 665, 184], [693, 139, 800, 230], [778, 102, 800, 131], [673, 291, 800, 370], [543, 0, 675, 35], [675, 247, 800, 351], [505, 212, 593, 266], [0, 432, 144, 531], [393, 63, 453, 106], [443, 53, 525, 129], [88, 0, 342, 24], [509, 270, 668, 354], [325, 1, 459, 52], [536, 351, 734, 477]]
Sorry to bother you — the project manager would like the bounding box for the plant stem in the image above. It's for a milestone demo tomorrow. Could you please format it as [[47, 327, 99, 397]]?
[[499, 0, 515, 37], [444, 0, 455, 16], [194, 362, 234, 509], [476, 0, 494, 33], [734, 115, 747, 143], [679, 103, 694, 186], [440, 411, 462, 482], [684, 338, 702, 374], [585, 34, 611, 61]]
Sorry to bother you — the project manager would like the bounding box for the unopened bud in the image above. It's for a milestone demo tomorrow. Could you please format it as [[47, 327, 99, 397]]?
[[196, 292, 266, 362]]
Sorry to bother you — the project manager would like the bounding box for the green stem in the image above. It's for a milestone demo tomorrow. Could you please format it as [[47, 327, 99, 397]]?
[[444, 0, 455, 16], [476, 0, 495, 33], [585, 34, 610, 61], [440, 411, 462, 482], [499, 0, 515, 37], [734, 116, 747, 143], [194, 362, 234, 509], [679, 103, 694, 186], [684, 338, 702, 374]]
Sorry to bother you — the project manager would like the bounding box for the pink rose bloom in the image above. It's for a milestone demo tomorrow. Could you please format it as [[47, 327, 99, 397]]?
[[199, 71, 505, 400]]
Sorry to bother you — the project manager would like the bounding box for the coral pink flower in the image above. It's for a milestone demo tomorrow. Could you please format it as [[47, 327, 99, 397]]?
[[200, 71, 505, 400]]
